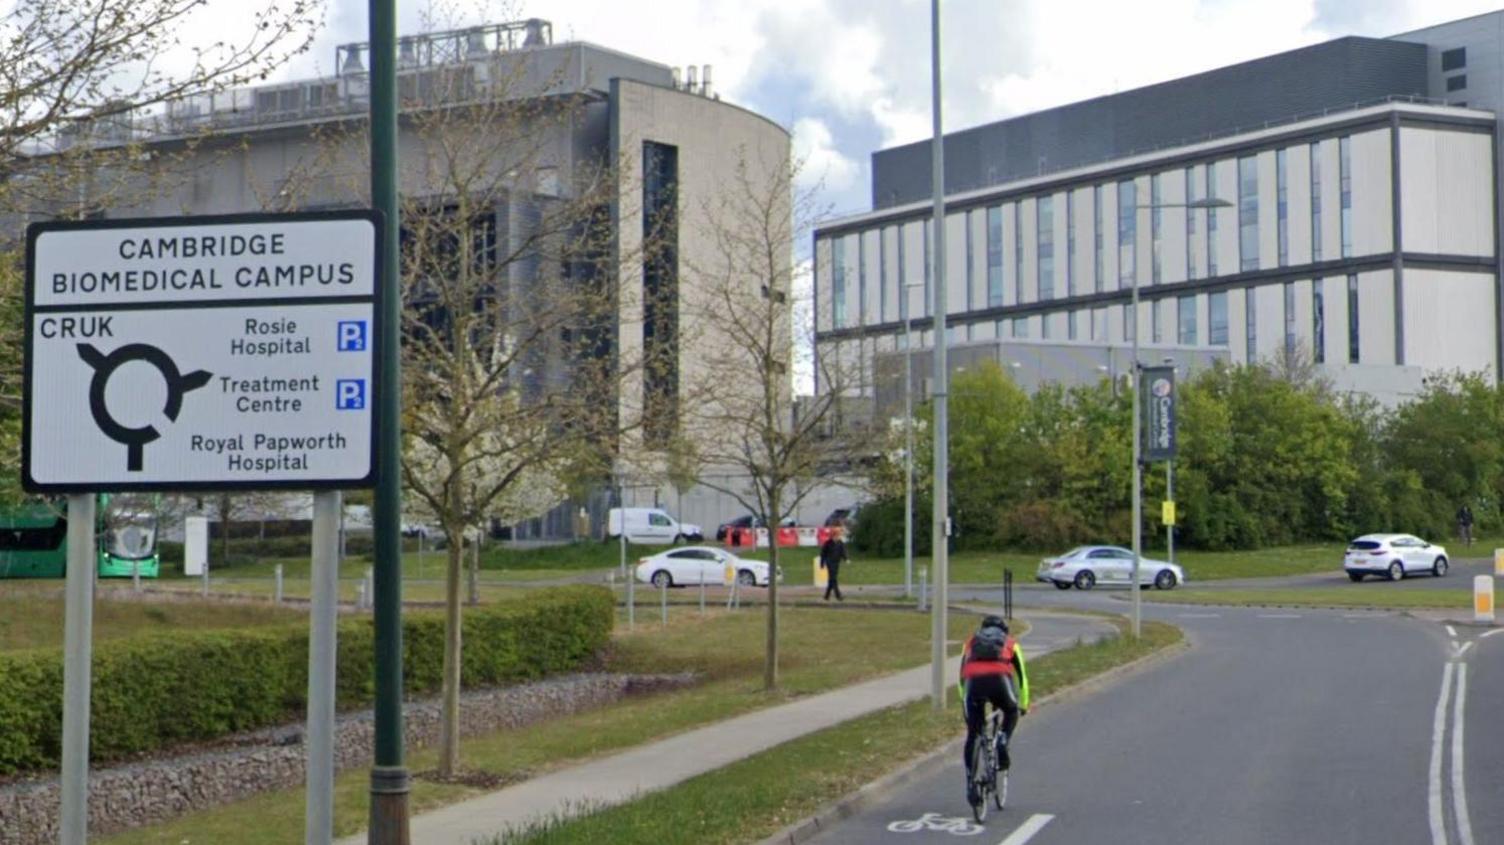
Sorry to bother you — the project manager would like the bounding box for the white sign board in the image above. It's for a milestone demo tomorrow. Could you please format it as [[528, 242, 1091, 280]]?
[[23, 212, 382, 492]]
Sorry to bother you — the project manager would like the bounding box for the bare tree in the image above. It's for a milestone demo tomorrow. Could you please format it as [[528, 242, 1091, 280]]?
[[682, 153, 863, 690]]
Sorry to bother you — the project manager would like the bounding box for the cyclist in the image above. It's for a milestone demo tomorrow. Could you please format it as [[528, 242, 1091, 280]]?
[[958, 614, 1029, 803]]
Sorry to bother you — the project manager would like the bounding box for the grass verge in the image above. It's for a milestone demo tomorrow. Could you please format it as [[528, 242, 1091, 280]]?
[[101, 605, 1003, 844], [1144, 587, 1473, 610], [0, 590, 302, 651], [486, 618, 1182, 845]]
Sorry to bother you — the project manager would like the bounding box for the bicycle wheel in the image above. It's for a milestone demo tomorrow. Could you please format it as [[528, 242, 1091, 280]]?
[[969, 741, 989, 823], [994, 769, 1008, 810]]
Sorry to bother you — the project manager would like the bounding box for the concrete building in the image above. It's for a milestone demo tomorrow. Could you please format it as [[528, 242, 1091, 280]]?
[[27, 19, 802, 537], [814, 11, 1504, 412]]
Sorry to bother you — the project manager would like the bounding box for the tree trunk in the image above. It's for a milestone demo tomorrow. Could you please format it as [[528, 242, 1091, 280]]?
[[438, 530, 464, 777], [467, 527, 480, 606], [764, 498, 780, 691]]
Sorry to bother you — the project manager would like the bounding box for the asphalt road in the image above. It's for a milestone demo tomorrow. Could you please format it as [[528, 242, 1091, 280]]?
[[805, 600, 1501, 845]]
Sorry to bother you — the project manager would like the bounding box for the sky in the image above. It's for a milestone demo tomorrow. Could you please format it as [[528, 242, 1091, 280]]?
[[221, 0, 1504, 220]]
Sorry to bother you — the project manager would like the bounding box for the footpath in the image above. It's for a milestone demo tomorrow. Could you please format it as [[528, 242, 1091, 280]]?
[[336, 610, 1114, 845]]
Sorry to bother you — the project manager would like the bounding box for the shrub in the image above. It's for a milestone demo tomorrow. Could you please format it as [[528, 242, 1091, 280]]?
[[0, 586, 612, 774], [991, 501, 1087, 551], [850, 495, 929, 558]]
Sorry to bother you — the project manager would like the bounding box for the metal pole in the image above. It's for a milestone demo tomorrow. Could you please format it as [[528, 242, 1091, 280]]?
[[904, 293, 914, 602], [60, 494, 96, 845], [919, 566, 928, 612], [928, 0, 951, 710], [1130, 209, 1143, 639], [201, 539, 210, 597], [699, 574, 706, 615], [306, 491, 341, 845], [660, 580, 667, 626], [1166, 460, 1175, 565], [132, 558, 141, 593], [367, 0, 410, 837]]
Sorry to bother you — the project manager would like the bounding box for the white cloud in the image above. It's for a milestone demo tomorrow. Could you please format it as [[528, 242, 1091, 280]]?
[[792, 117, 859, 194]]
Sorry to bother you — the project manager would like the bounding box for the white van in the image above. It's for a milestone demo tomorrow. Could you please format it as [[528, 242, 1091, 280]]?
[[606, 508, 704, 545]]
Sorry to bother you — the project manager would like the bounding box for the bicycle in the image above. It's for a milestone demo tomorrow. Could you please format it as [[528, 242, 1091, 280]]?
[[968, 709, 1008, 822]]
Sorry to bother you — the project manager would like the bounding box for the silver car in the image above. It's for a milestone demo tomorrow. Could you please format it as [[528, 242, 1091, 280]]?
[[1035, 545, 1186, 591]]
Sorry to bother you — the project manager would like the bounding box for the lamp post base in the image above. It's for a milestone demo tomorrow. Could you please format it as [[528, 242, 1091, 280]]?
[[367, 767, 411, 845]]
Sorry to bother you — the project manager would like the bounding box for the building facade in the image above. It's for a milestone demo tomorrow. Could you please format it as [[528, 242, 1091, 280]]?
[[814, 15, 1504, 410]]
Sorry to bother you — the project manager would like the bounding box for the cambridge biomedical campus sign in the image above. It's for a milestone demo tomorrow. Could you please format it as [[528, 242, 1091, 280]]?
[[22, 211, 383, 492]]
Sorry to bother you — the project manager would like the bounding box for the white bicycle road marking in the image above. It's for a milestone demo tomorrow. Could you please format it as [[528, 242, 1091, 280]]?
[[886, 812, 986, 836], [1452, 664, 1475, 845], [996, 814, 1055, 845], [1429, 662, 1455, 845], [1482, 628, 1504, 640], [1447, 626, 1458, 637]]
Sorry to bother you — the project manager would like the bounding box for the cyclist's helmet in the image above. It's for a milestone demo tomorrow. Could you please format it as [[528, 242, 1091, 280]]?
[[980, 614, 1008, 634]]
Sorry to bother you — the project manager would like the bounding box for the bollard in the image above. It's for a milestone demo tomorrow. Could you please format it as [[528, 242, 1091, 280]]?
[[274, 564, 284, 605], [202, 568, 209, 599], [918, 567, 928, 611], [660, 580, 668, 626], [363, 567, 374, 612], [1495, 548, 1504, 577], [131, 559, 141, 593], [699, 576, 706, 615], [356, 579, 367, 611], [1476, 575, 1495, 624]]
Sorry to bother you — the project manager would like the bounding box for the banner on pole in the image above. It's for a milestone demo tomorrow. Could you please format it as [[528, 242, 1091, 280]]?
[[1141, 365, 1177, 462]]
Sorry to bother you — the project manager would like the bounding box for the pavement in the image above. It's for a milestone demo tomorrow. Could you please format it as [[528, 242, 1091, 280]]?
[[801, 592, 1502, 845], [335, 610, 1114, 845]]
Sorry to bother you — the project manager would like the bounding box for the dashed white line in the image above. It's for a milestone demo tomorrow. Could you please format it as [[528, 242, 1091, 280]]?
[[998, 814, 1055, 845], [1447, 625, 1458, 637], [1176, 612, 1222, 618], [1430, 662, 1456, 845], [1257, 613, 1302, 619], [1453, 664, 1476, 845]]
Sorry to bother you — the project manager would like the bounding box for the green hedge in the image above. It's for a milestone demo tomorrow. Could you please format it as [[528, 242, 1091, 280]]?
[[0, 585, 612, 773]]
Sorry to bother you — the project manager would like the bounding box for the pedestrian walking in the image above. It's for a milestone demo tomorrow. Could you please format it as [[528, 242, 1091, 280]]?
[[1457, 504, 1475, 547], [819, 526, 848, 602]]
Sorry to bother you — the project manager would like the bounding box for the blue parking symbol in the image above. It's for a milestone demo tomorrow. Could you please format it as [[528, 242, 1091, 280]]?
[[336, 379, 366, 410], [337, 321, 368, 352]]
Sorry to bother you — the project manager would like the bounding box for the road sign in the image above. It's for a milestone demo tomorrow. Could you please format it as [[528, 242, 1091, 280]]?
[[1141, 366, 1177, 462], [22, 211, 382, 492], [1162, 500, 1176, 526]]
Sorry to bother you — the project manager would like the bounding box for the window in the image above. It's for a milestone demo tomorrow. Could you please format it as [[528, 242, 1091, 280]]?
[[1041, 312, 1053, 340], [1038, 196, 1055, 300], [1151, 174, 1163, 284], [1447, 74, 1467, 92], [1091, 307, 1107, 341], [1185, 167, 1197, 281], [1276, 149, 1288, 267], [1238, 156, 1258, 272], [1014, 202, 1024, 302], [1066, 192, 1076, 296], [1123, 304, 1133, 342], [1442, 47, 1467, 71], [1245, 288, 1257, 361], [986, 206, 1004, 307], [831, 240, 845, 328], [922, 221, 932, 317], [1209, 291, 1229, 345], [1093, 184, 1106, 292], [897, 226, 908, 321], [1313, 280, 1325, 364], [1310, 143, 1323, 261], [879, 228, 888, 319], [1206, 163, 1219, 276], [1283, 281, 1296, 354], [964, 212, 974, 312], [1013, 316, 1029, 338], [1176, 295, 1197, 345], [1347, 273, 1359, 363], [1339, 136, 1352, 258], [1118, 180, 1137, 289], [857, 234, 867, 325], [1152, 299, 1163, 343], [1068, 310, 1079, 340]]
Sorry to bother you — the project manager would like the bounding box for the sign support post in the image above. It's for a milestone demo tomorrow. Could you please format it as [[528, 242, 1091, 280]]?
[[305, 490, 341, 845], [60, 493, 96, 845]]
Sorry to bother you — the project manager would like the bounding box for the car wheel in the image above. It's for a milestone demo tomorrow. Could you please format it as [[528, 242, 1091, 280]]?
[[737, 569, 757, 586], [1388, 561, 1405, 582], [651, 570, 673, 589], [672, 533, 685, 545], [1073, 570, 1096, 590], [1154, 570, 1177, 590], [1348, 572, 1365, 582], [1052, 580, 1073, 591], [1433, 557, 1448, 578]]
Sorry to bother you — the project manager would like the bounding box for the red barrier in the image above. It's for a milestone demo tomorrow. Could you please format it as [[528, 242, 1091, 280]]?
[[776, 527, 799, 547], [816, 526, 833, 546]]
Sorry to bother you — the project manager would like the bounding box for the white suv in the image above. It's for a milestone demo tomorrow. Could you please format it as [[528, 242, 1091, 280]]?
[[1344, 534, 1448, 582]]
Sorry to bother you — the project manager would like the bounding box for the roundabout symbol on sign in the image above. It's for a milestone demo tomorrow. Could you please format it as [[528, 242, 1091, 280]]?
[[76, 343, 211, 472]]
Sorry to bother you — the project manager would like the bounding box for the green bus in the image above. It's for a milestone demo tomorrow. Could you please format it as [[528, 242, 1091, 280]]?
[[0, 496, 161, 579]]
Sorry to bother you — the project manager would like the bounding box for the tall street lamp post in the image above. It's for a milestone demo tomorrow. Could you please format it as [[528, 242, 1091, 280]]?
[[1129, 197, 1229, 638]]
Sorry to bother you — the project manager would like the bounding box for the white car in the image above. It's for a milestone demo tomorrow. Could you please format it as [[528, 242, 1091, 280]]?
[[1035, 545, 1186, 591], [1344, 534, 1448, 582], [634, 546, 779, 588]]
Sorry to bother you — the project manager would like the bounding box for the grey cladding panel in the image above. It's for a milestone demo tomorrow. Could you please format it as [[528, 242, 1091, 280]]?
[[873, 37, 1428, 208]]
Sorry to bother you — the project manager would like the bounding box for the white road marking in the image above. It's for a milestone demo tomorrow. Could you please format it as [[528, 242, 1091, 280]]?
[[1459, 642, 1474, 657], [1447, 625, 1458, 637], [1257, 613, 1302, 619], [1452, 664, 1476, 845], [997, 814, 1055, 845], [1176, 612, 1221, 618], [1343, 613, 1371, 619], [1430, 662, 1456, 845], [1482, 629, 1504, 640]]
